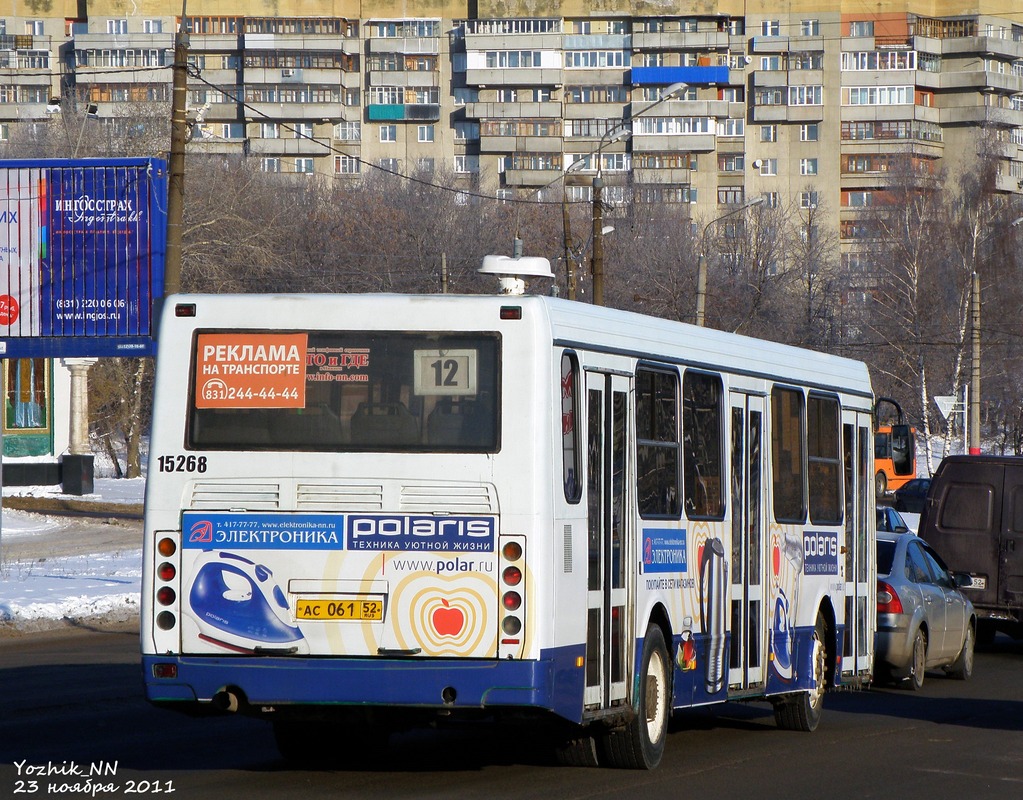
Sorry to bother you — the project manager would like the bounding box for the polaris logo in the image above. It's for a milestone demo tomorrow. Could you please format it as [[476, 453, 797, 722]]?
[[347, 515, 495, 552]]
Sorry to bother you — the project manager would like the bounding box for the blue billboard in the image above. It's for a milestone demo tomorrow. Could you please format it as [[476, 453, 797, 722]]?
[[0, 157, 167, 358]]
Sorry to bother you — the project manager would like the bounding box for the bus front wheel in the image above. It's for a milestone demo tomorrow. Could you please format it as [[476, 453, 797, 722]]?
[[875, 471, 887, 498], [600, 625, 671, 769]]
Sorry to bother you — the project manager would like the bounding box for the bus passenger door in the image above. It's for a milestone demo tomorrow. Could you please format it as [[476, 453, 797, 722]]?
[[584, 371, 631, 711], [728, 392, 767, 691], [843, 414, 874, 676]]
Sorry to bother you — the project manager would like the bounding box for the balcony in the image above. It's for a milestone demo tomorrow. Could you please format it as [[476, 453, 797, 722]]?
[[367, 70, 440, 88], [631, 65, 730, 86], [368, 37, 439, 55], [479, 135, 562, 153], [632, 167, 692, 185], [367, 103, 441, 121], [465, 67, 563, 86], [504, 168, 562, 187], [632, 31, 729, 51], [246, 136, 332, 156], [631, 133, 716, 152], [465, 101, 563, 119]]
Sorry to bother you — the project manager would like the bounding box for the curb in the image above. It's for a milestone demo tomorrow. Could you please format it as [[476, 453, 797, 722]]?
[[2, 495, 143, 519]]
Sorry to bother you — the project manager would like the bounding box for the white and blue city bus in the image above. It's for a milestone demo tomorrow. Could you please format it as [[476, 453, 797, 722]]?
[[142, 257, 875, 769]]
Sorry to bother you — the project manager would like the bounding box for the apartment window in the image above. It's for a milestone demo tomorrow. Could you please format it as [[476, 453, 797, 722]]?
[[718, 187, 746, 205], [380, 124, 397, 142], [454, 155, 479, 173], [418, 124, 435, 143], [719, 87, 744, 102], [609, 20, 628, 35], [761, 55, 782, 71], [106, 19, 128, 34], [26, 20, 43, 35], [719, 154, 745, 172], [800, 158, 818, 175], [564, 50, 630, 68], [800, 191, 819, 208], [849, 20, 874, 37], [800, 20, 820, 36], [294, 122, 313, 139], [220, 123, 244, 138], [334, 121, 361, 141], [260, 122, 280, 139], [261, 158, 281, 173], [761, 124, 777, 142], [485, 50, 542, 68], [762, 20, 780, 36], [718, 118, 744, 137], [454, 121, 479, 141], [453, 87, 478, 105], [497, 88, 518, 102], [295, 158, 315, 174], [845, 191, 873, 207], [756, 89, 784, 106], [764, 191, 779, 207], [789, 85, 823, 105], [378, 158, 400, 172], [759, 159, 778, 176], [416, 157, 435, 173], [144, 19, 163, 33], [800, 123, 819, 142], [0, 123, 8, 141], [334, 155, 361, 174]]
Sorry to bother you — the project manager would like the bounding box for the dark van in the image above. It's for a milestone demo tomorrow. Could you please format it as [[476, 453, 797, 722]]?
[[919, 455, 1023, 640]]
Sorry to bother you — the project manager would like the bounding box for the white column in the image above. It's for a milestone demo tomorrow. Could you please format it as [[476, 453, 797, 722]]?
[[62, 358, 98, 455]]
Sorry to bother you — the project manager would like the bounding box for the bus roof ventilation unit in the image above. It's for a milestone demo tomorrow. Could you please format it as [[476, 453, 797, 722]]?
[[479, 254, 553, 296]]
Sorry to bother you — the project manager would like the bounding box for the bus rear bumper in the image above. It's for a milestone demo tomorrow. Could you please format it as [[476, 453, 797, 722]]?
[[143, 647, 585, 723]]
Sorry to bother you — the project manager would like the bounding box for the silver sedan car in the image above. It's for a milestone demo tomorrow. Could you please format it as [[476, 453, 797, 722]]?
[[875, 531, 976, 689]]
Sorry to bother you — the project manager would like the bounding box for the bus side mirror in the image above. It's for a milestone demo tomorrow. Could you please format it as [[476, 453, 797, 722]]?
[[890, 423, 915, 475]]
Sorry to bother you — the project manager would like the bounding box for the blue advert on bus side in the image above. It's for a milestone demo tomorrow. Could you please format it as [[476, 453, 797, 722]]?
[[182, 512, 496, 552]]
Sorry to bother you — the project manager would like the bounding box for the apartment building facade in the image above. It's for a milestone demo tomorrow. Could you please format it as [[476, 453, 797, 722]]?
[[1, 2, 1021, 259]]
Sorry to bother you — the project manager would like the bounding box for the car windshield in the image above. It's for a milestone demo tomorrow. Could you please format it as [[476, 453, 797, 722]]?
[[876, 539, 896, 576]]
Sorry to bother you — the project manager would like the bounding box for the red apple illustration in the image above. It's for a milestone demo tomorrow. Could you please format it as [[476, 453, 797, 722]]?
[[432, 598, 465, 637], [773, 543, 781, 576]]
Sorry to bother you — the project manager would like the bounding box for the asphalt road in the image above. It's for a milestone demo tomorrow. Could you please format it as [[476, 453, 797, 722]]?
[[1, 628, 1022, 800]]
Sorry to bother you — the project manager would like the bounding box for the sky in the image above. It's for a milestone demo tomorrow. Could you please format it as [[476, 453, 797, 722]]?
[[0, 477, 144, 629]]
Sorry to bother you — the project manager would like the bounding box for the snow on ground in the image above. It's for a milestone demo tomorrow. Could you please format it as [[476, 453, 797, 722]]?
[[1, 478, 144, 631]]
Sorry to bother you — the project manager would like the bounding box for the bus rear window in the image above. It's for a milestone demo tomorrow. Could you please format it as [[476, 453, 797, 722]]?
[[188, 331, 500, 452]]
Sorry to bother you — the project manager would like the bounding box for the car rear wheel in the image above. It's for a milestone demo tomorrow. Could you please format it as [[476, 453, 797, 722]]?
[[947, 624, 975, 681], [908, 629, 927, 691]]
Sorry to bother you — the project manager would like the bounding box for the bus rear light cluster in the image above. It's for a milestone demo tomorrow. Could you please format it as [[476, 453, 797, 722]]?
[[498, 536, 526, 651], [154, 535, 181, 633]]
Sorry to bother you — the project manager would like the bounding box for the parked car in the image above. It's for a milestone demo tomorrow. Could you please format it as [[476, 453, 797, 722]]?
[[876, 506, 912, 534], [893, 477, 931, 514], [875, 531, 976, 689]]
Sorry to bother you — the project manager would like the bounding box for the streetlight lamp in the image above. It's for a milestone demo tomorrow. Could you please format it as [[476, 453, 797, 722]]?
[[969, 214, 1023, 454], [695, 196, 766, 327]]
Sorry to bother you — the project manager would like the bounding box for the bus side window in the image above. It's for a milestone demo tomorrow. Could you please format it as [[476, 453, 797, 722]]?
[[772, 386, 807, 523], [682, 371, 724, 519], [561, 352, 582, 503]]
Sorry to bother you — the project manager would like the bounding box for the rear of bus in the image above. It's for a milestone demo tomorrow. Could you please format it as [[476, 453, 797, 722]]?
[[141, 294, 574, 752]]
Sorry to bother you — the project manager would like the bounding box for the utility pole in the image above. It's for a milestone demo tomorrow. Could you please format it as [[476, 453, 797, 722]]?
[[165, 6, 189, 296], [562, 190, 576, 300], [591, 176, 604, 306], [969, 270, 981, 455]]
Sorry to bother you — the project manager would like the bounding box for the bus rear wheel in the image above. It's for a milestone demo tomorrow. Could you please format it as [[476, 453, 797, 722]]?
[[773, 614, 827, 733], [600, 625, 671, 769]]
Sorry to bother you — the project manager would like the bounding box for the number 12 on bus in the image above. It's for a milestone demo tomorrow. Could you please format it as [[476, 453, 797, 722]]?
[[142, 286, 876, 770]]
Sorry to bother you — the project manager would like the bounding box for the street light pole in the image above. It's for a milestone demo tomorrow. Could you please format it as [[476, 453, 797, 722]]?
[[590, 82, 688, 306], [695, 196, 765, 327], [969, 216, 1023, 455]]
